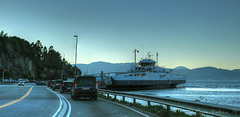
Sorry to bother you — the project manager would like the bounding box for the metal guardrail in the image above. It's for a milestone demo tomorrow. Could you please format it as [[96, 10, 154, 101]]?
[[98, 89, 240, 117]]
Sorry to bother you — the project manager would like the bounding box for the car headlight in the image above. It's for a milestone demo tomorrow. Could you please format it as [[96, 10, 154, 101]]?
[[23, 83, 24, 85]]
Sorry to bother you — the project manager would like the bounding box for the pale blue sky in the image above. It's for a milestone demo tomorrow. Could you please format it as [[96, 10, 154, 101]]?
[[1, 0, 240, 69]]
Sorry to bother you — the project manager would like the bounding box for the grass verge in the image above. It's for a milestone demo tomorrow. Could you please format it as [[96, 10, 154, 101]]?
[[99, 94, 200, 117]]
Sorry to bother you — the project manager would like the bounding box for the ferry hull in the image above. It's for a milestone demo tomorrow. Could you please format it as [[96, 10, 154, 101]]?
[[106, 80, 186, 90]]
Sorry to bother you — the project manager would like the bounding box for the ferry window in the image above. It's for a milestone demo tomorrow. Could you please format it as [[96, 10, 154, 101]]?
[[160, 74, 165, 78], [141, 73, 146, 77], [134, 74, 139, 76]]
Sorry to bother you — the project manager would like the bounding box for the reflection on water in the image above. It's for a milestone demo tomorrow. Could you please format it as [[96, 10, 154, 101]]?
[[185, 88, 240, 92], [128, 80, 240, 108]]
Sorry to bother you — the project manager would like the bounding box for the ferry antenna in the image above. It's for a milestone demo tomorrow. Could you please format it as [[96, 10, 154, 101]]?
[[147, 52, 153, 59]]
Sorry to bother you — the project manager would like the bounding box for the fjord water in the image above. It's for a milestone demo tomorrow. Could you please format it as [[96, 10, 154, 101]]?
[[128, 80, 240, 107]]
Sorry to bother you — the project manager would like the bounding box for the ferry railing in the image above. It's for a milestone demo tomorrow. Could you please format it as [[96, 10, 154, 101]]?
[[98, 89, 240, 117]]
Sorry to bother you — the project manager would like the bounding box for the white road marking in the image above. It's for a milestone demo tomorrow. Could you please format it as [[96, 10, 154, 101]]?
[[46, 88, 71, 117], [62, 95, 72, 117], [52, 93, 63, 117], [99, 98, 150, 117]]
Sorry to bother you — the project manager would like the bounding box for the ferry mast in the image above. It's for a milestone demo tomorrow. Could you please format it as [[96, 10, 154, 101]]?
[[133, 49, 139, 68]]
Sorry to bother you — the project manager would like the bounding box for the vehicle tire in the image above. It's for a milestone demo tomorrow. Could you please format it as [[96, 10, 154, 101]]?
[[71, 94, 76, 100], [93, 96, 97, 101], [59, 88, 62, 93], [71, 91, 76, 100]]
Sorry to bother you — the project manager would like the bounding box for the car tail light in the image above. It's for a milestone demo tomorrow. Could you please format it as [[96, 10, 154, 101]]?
[[51, 84, 53, 86], [95, 79, 98, 90], [62, 84, 64, 87], [74, 79, 77, 89]]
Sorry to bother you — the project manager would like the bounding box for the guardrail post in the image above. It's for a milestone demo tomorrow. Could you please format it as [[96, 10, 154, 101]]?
[[196, 111, 201, 117], [107, 93, 109, 98], [123, 96, 125, 103], [133, 98, 136, 104], [114, 95, 116, 100], [148, 101, 151, 107], [167, 105, 170, 116]]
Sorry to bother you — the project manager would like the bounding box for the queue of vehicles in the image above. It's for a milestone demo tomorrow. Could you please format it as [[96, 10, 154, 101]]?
[[47, 76, 98, 101], [15, 76, 98, 100]]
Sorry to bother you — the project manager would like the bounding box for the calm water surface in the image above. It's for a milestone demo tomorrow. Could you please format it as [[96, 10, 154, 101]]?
[[128, 80, 240, 108]]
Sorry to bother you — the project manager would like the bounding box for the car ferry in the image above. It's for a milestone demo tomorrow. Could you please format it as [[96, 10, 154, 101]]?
[[103, 51, 186, 90]]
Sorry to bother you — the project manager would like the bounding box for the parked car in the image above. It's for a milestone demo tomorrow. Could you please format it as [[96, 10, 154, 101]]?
[[52, 80, 63, 90], [71, 76, 98, 100], [18, 82, 24, 86], [50, 80, 55, 89], [35, 81, 45, 85], [60, 81, 73, 93], [29, 80, 36, 83], [47, 80, 52, 87]]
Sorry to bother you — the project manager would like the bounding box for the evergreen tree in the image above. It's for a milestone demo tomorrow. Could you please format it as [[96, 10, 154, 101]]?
[[0, 31, 8, 38]]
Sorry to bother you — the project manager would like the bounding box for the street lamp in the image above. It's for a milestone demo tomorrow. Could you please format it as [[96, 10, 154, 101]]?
[[74, 35, 78, 78]]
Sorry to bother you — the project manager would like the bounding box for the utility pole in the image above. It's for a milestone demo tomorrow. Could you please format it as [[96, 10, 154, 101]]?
[[87, 64, 88, 75], [2, 70, 4, 83], [2, 69, 6, 83], [101, 71, 103, 86], [74, 35, 78, 78], [61, 55, 65, 80], [156, 52, 158, 66]]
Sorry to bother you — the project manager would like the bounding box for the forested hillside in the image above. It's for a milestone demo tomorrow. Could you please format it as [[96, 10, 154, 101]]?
[[0, 31, 80, 80]]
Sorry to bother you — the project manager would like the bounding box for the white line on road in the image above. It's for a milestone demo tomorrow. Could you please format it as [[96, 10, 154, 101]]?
[[47, 88, 63, 117], [99, 98, 150, 117], [52, 93, 62, 117], [46, 88, 71, 117], [61, 95, 72, 117]]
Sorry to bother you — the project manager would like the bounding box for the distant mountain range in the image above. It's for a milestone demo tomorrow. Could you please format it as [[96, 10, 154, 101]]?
[[74, 61, 240, 80], [75, 61, 133, 75], [173, 67, 240, 80]]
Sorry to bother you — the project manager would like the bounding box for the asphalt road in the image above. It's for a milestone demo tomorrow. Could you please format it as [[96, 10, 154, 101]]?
[[0, 83, 155, 117], [61, 92, 150, 117], [0, 83, 59, 117]]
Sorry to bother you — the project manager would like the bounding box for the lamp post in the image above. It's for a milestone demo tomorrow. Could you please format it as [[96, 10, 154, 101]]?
[[74, 35, 78, 78], [61, 55, 65, 80]]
